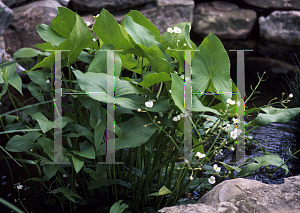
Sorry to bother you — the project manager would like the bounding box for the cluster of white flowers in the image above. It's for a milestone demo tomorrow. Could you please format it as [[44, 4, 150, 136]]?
[[167, 26, 182, 34], [226, 99, 241, 107]]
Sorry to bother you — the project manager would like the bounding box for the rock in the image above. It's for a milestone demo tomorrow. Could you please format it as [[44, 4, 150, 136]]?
[[0, 36, 5, 49], [1, 0, 27, 7], [70, 0, 155, 13], [259, 11, 300, 45], [197, 178, 265, 205], [242, 0, 300, 10], [0, 1, 14, 36], [192, 1, 257, 39], [3, 0, 63, 54], [115, 0, 195, 35], [159, 175, 300, 212], [57, 0, 69, 7]]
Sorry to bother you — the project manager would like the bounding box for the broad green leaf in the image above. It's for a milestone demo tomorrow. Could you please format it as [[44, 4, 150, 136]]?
[[98, 115, 158, 155], [33, 42, 56, 51], [192, 33, 232, 105], [109, 200, 129, 213], [29, 53, 55, 71], [124, 10, 161, 41], [13, 47, 50, 59], [146, 99, 171, 112], [58, 187, 81, 203], [72, 156, 84, 173], [247, 106, 300, 126], [138, 72, 171, 88], [171, 73, 185, 113], [37, 137, 69, 162], [93, 9, 135, 50], [43, 164, 59, 179], [70, 124, 93, 137], [5, 132, 41, 152], [0, 66, 8, 98], [56, 14, 92, 62], [148, 186, 172, 196], [192, 95, 221, 115], [124, 16, 155, 48], [51, 7, 77, 38], [73, 141, 95, 159], [36, 24, 66, 46], [5, 62, 23, 95]]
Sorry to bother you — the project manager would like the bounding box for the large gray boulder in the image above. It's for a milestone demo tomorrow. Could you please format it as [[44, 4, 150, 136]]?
[[0, 1, 14, 36], [1, 0, 27, 7], [70, 0, 155, 13], [159, 175, 300, 213], [115, 0, 195, 35], [192, 1, 256, 39], [3, 0, 62, 54], [259, 11, 300, 45], [242, 0, 300, 10]]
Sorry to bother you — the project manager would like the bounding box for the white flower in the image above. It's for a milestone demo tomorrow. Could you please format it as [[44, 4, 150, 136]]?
[[213, 164, 221, 172], [169, 90, 172, 93], [17, 185, 23, 190], [180, 75, 184, 79], [183, 43, 187, 46], [93, 38, 97, 42], [226, 124, 230, 128], [173, 115, 181, 121], [167, 27, 173, 33], [208, 176, 216, 184], [173, 27, 181, 33], [46, 79, 50, 83], [233, 118, 240, 124], [184, 159, 189, 164], [230, 129, 238, 139], [196, 152, 206, 158], [158, 112, 163, 117], [174, 71, 178, 74], [226, 98, 235, 105], [137, 108, 142, 112], [180, 113, 188, 118], [185, 77, 190, 81], [247, 135, 253, 140], [219, 149, 223, 155], [85, 21, 91, 26], [177, 39, 180, 43], [230, 147, 235, 151], [63, 174, 67, 178], [190, 176, 193, 180], [167, 47, 171, 50], [236, 101, 241, 107], [230, 128, 242, 139], [145, 100, 153, 108], [289, 93, 293, 98]]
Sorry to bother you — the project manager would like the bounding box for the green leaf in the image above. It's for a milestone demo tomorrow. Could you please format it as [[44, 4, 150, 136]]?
[[72, 156, 84, 173], [124, 16, 155, 48], [37, 137, 69, 162], [93, 9, 135, 50], [124, 10, 161, 41], [73, 141, 95, 159], [5, 62, 23, 95], [109, 200, 129, 213], [43, 164, 59, 179], [138, 72, 171, 88], [36, 24, 66, 46], [13, 47, 50, 59], [50, 7, 77, 38], [171, 73, 185, 113], [192, 95, 221, 115], [148, 186, 172, 196], [5, 132, 42, 152], [192, 33, 232, 105], [56, 14, 92, 62], [247, 106, 300, 126], [57, 187, 81, 203], [33, 42, 56, 51]]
